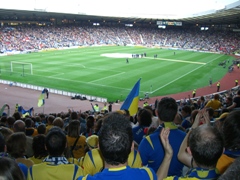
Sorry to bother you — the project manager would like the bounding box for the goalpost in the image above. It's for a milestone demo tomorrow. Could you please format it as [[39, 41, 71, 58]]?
[[10, 61, 33, 76]]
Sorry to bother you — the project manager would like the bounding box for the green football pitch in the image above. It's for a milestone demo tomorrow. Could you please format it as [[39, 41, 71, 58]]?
[[0, 46, 233, 102]]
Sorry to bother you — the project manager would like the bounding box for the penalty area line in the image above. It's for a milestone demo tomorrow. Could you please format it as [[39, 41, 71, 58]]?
[[146, 57, 206, 65]]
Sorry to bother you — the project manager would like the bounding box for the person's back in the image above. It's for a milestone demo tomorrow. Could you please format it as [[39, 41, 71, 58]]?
[[28, 127, 83, 180], [205, 94, 222, 110], [77, 112, 156, 180], [28, 163, 82, 180], [82, 148, 142, 176], [139, 97, 186, 176], [66, 120, 87, 159], [132, 108, 152, 145]]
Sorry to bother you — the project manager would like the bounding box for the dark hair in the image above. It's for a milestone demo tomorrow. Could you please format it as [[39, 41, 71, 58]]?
[[45, 127, 66, 156], [12, 112, 21, 121], [0, 157, 25, 180], [99, 112, 132, 165], [37, 124, 46, 134], [6, 132, 27, 158], [181, 105, 192, 115], [86, 116, 95, 133], [188, 124, 224, 168], [206, 107, 214, 117], [0, 116, 7, 124], [200, 96, 205, 101], [67, 120, 80, 137], [70, 112, 78, 120], [222, 110, 240, 150], [157, 97, 178, 122], [7, 117, 16, 128], [35, 116, 41, 123], [25, 118, 33, 127], [214, 94, 220, 100], [32, 134, 48, 158], [137, 109, 152, 126], [47, 115, 55, 124]]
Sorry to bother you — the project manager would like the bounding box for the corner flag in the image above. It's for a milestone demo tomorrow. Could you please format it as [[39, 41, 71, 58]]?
[[38, 89, 45, 107], [120, 79, 141, 116]]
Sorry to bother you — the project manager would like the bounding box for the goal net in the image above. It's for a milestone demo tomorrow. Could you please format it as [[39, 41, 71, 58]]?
[[10, 61, 33, 75]]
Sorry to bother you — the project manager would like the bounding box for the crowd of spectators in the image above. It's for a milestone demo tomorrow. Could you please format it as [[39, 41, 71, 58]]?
[[1, 85, 240, 179], [0, 25, 239, 53]]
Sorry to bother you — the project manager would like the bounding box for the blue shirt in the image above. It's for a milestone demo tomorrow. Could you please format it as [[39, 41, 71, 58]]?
[[132, 125, 147, 145], [139, 122, 186, 176], [165, 167, 220, 180], [77, 166, 157, 180]]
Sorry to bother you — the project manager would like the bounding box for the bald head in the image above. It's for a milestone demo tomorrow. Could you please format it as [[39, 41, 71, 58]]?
[[188, 124, 224, 168], [13, 120, 26, 133]]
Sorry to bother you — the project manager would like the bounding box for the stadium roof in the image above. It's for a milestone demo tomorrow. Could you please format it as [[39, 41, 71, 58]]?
[[0, 1, 240, 26]]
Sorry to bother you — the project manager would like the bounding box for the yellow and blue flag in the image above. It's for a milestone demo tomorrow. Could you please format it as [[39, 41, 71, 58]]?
[[38, 89, 45, 107], [18, 106, 33, 117], [120, 79, 141, 116]]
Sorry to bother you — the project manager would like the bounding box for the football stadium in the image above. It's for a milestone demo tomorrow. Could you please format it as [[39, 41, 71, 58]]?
[[1, 0, 240, 179]]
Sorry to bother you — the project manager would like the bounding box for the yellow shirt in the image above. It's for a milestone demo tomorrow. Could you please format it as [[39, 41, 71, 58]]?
[[45, 125, 54, 133], [205, 99, 222, 110], [66, 135, 87, 159], [82, 149, 142, 176], [28, 157, 45, 164], [16, 157, 34, 168], [28, 163, 84, 180], [216, 154, 235, 174]]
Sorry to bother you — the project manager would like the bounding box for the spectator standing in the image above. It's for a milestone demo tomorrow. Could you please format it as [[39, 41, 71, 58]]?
[[77, 112, 157, 180], [28, 127, 84, 180], [139, 97, 186, 176], [6, 132, 34, 168], [217, 82, 220, 92], [180, 105, 192, 131], [67, 120, 87, 159], [28, 134, 48, 164], [159, 109, 223, 180], [205, 94, 222, 117], [132, 108, 152, 145]]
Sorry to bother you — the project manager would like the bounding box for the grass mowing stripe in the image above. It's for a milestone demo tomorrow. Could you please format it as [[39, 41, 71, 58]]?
[[151, 54, 225, 94], [89, 72, 126, 83]]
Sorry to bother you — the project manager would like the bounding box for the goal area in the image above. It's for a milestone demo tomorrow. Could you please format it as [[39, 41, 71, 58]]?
[[10, 61, 33, 75]]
